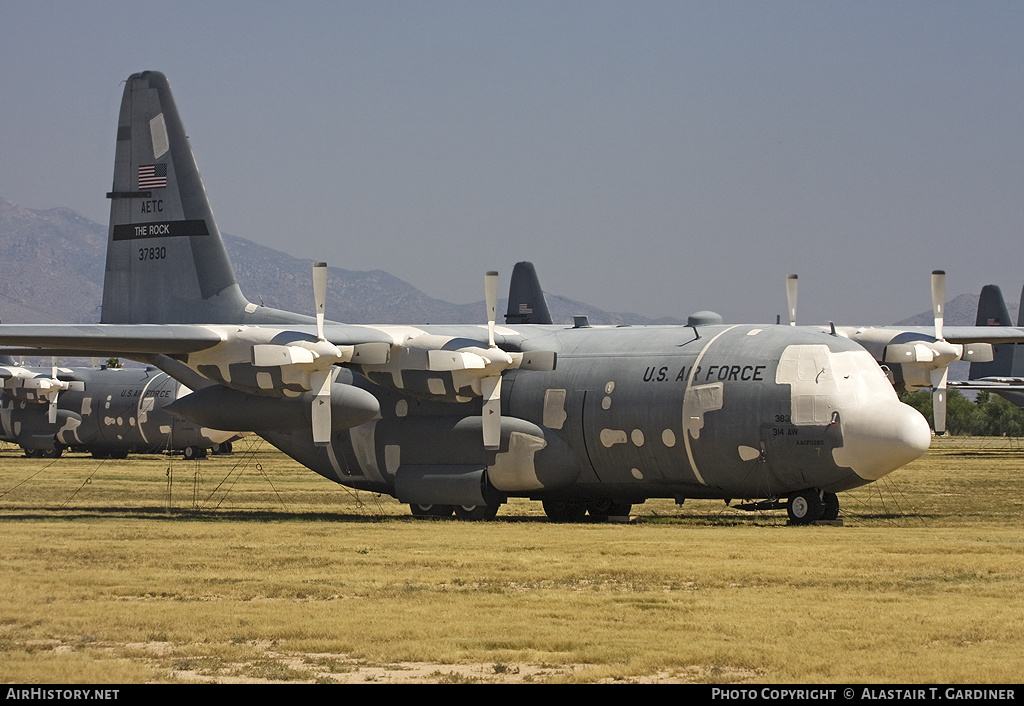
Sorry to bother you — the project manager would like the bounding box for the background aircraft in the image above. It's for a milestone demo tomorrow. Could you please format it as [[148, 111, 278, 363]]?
[[946, 283, 1024, 406], [0, 356, 238, 459], [0, 71, 939, 524]]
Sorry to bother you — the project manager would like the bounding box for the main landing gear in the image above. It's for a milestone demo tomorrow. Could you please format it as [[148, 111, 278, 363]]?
[[23, 445, 63, 459], [786, 489, 840, 524], [541, 499, 633, 523], [409, 503, 501, 521]]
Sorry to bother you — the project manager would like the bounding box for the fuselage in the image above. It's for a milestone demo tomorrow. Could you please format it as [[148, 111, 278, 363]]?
[[0, 365, 235, 456], [255, 322, 931, 505]]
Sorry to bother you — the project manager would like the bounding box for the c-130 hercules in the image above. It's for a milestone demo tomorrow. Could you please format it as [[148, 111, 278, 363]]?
[[0, 356, 238, 459], [0, 71, 934, 523]]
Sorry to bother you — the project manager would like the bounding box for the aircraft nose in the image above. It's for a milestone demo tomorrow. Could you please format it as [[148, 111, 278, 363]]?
[[832, 400, 932, 481]]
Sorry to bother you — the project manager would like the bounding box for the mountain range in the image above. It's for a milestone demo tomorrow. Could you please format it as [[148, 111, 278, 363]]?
[[0, 197, 683, 327], [0, 197, 1004, 331]]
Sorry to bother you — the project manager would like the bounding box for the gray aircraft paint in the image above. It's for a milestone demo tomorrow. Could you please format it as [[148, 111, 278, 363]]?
[[505, 262, 553, 326], [0, 361, 236, 457], [946, 284, 1024, 407], [0, 71, 946, 522]]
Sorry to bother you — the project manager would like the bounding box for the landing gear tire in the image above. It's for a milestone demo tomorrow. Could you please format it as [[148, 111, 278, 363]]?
[[821, 492, 840, 521], [90, 448, 128, 459], [787, 490, 824, 524], [586, 499, 633, 521], [410, 504, 454, 518], [40, 445, 63, 459], [543, 500, 588, 523], [453, 504, 499, 521], [183, 446, 207, 460]]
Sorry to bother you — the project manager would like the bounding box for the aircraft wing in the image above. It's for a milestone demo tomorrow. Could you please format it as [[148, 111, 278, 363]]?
[[835, 325, 1024, 344], [0, 322, 407, 362], [949, 377, 1024, 391], [0, 324, 228, 356], [942, 326, 1024, 343]]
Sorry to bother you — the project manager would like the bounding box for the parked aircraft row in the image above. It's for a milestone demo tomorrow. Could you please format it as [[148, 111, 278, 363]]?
[[4, 71, 1024, 524], [0, 356, 237, 459]]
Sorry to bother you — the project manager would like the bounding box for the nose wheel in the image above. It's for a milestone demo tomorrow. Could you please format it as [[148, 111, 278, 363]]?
[[787, 490, 823, 524], [787, 490, 840, 524]]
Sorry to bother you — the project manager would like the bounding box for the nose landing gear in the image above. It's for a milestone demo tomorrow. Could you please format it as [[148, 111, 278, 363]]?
[[787, 489, 840, 524]]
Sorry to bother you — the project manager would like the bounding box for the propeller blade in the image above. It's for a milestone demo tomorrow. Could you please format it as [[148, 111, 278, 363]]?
[[313, 261, 327, 341], [311, 262, 338, 445], [483, 271, 502, 448], [485, 270, 498, 349], [47, 364, 59, 424], [931, 366, 948, 435], [481, 374, 501, 450], [786, 274, 798, 326], [931, 270, 946, 342], [930, 270, 950, 435], [310, 368, 333, 446]]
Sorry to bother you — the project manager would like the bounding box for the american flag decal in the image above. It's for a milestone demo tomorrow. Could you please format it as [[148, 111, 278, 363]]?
[[139, 163, 168, 189], [518, 303, 533, 314]]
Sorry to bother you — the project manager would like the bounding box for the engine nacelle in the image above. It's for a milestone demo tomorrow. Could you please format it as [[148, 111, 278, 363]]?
[[165, 383, 380, 432]]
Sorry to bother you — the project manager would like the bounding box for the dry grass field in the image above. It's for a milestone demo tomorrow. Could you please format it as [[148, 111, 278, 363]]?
[[1, 436, 1022, 684]]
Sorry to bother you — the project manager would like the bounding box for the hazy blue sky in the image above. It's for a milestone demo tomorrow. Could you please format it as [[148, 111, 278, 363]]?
[[2, 1, 1022, 325]]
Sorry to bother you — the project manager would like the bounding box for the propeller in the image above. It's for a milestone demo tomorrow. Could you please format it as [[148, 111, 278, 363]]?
[[932, 270, 945, 342], [476, 271, 558, 448], [881, 270, 968, 434], [313, 261, 327, 341], [482, 271, 502, 449], [930, 270, 948, 435], [250, 262, 348, 446], [310, 262, 333, 446], [786, 274, 798, 326], [45, 364, 63, 423], [22, 365, 69, 423], [1, 362, 77, 424], [419, 270, 556, 450]]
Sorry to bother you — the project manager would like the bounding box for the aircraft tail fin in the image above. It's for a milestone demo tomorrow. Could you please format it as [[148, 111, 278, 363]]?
[[101, 71, 252, 324], [975, 284, 1012, 327], [969, 285, 1023, 379], [1016, 284, 1024, 328], [504, 262, 553, 325]]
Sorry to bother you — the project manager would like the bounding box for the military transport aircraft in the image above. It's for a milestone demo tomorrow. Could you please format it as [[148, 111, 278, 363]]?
[[0, 70, 958, 524], [0, 356, 238, 459], [947, 284, 1024, 406]]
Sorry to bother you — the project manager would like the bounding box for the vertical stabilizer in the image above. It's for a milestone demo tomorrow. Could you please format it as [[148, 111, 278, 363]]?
[[504, 262, 553, 325], [975, 284, 1011, 327], [102, 71, 251, 324], [970, 285, 1019, 380]]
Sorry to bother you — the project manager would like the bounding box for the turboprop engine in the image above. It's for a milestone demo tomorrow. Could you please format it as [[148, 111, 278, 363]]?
[[165, 381, 380, 434]]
